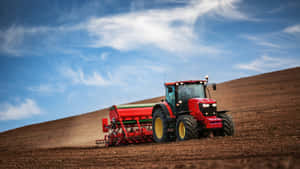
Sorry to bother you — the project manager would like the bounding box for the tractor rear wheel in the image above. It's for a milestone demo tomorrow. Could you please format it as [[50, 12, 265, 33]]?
[[217, 113, 234, 136], [152, 108, 169, 143], [176, 115, 199, 141]]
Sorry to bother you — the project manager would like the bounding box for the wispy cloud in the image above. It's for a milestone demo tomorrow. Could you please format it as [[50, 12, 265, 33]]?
[[208, 0, 252, 20], [106, 60, 170, 89], [0, 24, 82, 56], [0, 25, 29, 56], [242, 35, 280, 48], [85, 0, 250, 55], [242, 24, 300, 50], [28, 84, 65, 94], [235, 55, 300, 72], [61, 67, 111, 86], [59, 48, 108, 62], [0, 99, 41, 120], [283, 24, 300, 34], [60, 60, 169, 88], [0, 0, 252, 57]]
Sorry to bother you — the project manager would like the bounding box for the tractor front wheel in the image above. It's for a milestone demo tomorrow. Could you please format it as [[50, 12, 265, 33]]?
[[152, 108, 169, 143], [176, 115, 199, 141], [216, 113, 234, 136]]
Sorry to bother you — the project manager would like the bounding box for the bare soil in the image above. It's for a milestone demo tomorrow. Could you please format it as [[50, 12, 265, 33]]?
[[0, 67, 300, 169]]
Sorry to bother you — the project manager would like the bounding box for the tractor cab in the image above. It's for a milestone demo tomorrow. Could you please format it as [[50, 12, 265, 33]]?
[[164, 79, 215, 114]]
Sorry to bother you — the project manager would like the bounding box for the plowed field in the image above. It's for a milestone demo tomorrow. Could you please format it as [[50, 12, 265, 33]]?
[[1, 67, 300, 169]]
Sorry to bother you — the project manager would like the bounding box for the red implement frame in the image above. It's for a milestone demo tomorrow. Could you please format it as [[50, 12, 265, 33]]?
[[96, 104, 155, 147]]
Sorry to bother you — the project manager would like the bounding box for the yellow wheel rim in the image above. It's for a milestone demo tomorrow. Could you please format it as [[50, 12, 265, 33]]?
[[179, 121, 185, 139], [155, 117, 163, 139]]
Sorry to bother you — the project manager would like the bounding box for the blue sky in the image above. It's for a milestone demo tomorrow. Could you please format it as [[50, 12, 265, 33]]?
[[0, 0, 300, 132]]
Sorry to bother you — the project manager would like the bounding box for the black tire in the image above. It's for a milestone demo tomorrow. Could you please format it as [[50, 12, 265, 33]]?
[[152, 108, 169, 143], [176, 115, 199, 141], [217, 113, 234, 136]]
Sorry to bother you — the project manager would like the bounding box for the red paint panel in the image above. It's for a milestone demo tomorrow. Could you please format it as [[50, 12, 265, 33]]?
[[102, 118, 108, 132], [189, 98, 216, 104], [204, 117, 223, 128], [109, 105, 153, 121], [188, 98, 216, 121], [188, 99, 222, 129], [118, 107, 153, 118], [162, 102, 176, 118]]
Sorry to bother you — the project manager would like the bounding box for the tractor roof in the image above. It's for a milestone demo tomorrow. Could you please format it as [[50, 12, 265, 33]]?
[[164, 80, 207, 86]]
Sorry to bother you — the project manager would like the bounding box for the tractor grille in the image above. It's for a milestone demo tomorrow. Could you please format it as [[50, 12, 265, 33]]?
[[199, 104, 217, 116]]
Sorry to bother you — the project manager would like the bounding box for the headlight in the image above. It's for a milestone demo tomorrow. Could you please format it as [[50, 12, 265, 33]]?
[[202, 104, 210, 108], [212, 103, 217, 107]]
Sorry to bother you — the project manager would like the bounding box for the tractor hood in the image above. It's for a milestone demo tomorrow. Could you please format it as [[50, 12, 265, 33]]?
[[188, 98, 216, 104]]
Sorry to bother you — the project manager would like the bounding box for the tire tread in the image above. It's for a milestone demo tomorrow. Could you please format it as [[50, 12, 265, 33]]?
[[217, 113, 234, 136]]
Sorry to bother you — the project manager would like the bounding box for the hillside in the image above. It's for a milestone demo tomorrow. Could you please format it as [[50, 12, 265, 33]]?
[[0, 97, 164, 150], [0, 67, 299, 169]]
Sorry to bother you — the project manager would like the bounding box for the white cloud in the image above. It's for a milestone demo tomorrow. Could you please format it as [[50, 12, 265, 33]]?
[[210, 0, 250, 20], [235, 55, 300, 72], [85, 0, 250, 54], [28, 84, 65, 94], [0, 25, 27, 56], [0, 0, 251, 57], [60, 49, 107, 62], [0, 25, 58, 56], [257, 41, 281, 48], [0, 24, 82, 56], [61, 67, 111, 86], [242, 35, 280, 48], [105, 60, 170, 87], [0, 0, 253, 57], [0, 99, 41, 120], [284, 24, 300, 34], [60, 60, 170, 88]]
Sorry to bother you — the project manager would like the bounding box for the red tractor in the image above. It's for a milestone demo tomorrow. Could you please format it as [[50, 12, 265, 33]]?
[[152, 78, 234, 142], [97, 77, 234, 146]]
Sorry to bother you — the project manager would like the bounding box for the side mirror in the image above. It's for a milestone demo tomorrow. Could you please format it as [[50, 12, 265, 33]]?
[[168, 87, 173, 93], [212, 83, 216, 90]]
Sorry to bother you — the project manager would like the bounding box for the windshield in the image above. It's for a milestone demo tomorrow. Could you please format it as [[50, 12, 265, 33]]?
[[178, 84, 205, 101]]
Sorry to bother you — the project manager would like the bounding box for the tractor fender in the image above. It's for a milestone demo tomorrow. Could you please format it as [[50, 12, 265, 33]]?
[[152, 102, 176, 120]]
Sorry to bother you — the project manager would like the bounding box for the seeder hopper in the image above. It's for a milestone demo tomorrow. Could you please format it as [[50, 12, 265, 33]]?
[[97, 103, 157, 146]]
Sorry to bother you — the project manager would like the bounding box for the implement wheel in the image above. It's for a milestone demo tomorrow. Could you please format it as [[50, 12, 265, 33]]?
[[176, 115, 199, 141], [152, 108, 169, 143], [217, 113, 234, 136]]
